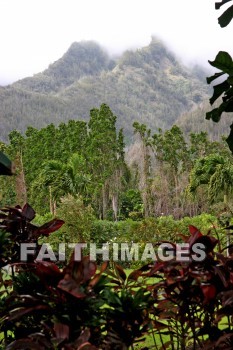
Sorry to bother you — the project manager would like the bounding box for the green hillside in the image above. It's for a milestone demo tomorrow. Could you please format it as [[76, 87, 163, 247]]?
[[0, 37, 211, 142], [176, 100, 233, 140]]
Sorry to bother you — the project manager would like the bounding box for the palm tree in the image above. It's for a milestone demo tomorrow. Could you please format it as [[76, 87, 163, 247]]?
[[64, 153, 92, 196], [189, 154, 233, 204], [32, 153, 92, 214]]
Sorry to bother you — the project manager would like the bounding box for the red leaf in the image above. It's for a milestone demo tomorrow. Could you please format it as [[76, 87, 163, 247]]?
[[230, 272, 233, 284], [71, 256, 97, 284], [82, 256, 97, 282], [58, 275, 86, 298], [8, 304, 49, 321], [88, 273, 101, 287], [34, 261, 62, 280], [149, 261, 165, 275], [54, 322, 69, 340], [128, 269, 142, 281], [35, 219, 64, 236], [189, 225, 203, 237], [100, 261, 108, 273], [114, 264, 126, 281], [152, 320, 168, 330], [78, 344, 98, 350], [188, 225, 203, 246], [201, 284, 217, 303], [194, 235, 218, 253], [6, 339, 42, 350], [75, 328, 91, 347], [22, 203, 35, 221]]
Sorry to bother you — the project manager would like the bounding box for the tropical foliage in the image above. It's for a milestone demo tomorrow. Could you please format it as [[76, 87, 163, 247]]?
[[189, 154, 233, 203], [1, 203, 233, 349], [1, 104, 233, 221], [206, 0, 233, 152]]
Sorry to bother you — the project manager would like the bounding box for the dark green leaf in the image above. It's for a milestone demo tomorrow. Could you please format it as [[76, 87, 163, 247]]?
[[207, 71, 225, 84], [209, 80, 230, 105], [215, 0, 233, 10], [218, 4, 233, 27], [208, 51, 233, 74], [226, 123, 233, 153], [224, 97, 233, 111], [206, 108, 222, 122]]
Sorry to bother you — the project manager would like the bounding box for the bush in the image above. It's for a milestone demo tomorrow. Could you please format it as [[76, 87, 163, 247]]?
[[90, 220, 118, 243], [2, 204, 233, 349], [2, 203, 233, 349], [57, 194, 95, 243]]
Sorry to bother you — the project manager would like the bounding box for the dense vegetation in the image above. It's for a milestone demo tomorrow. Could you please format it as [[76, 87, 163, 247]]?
[[2, 2, 233, 349], [1, 203, 233, 349], [0, 38, 211, 142], [0, 103, 233, 223]]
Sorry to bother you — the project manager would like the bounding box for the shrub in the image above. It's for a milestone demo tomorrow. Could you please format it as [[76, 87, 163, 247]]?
[[2, 204, 233, 349], [57, 194, 95, 243]]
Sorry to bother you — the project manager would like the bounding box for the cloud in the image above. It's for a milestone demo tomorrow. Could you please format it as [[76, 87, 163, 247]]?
[[0, 0, 232, 84]]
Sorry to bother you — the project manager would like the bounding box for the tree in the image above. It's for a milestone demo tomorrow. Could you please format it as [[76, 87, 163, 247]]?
[[87, 104, 127, 219], [8, 130, 27, 206], [189, 153, 233, 204], [132, 122, 152, 217], [152, 125, 189, 217], [189, 131, 211, 160], [32, 153, 91, 214], [152, 125, 188, 173]]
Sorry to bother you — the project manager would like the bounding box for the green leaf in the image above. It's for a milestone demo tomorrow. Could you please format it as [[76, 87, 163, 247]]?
[[218, 4, 233, 27], [209, 80, 230, 104], [224, 97, 233, 111], [226, 123, 233, 153], [215, 0, 233, 10], [208, 51, 233, 74], [206, 72, 225, 84], [206, 108, 222, 122]]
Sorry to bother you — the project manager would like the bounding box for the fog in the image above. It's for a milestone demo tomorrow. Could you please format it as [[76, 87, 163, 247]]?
[[0, 0, 232, 85]]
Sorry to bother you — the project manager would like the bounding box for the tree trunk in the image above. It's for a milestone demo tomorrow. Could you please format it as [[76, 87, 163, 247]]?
[[15, 151, 27, 206], [112, 193, 118, 221], [102, 184, 108, 220], [49, 186, 54, 215]]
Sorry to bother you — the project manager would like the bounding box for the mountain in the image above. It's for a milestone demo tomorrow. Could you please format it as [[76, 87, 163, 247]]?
[[0, 38, 211, 142], [176, 100, 233, 140], [13, 41, 112, 94]]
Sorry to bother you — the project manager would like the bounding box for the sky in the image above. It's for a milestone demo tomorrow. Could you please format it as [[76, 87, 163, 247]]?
[[0, 0, 232, 85]]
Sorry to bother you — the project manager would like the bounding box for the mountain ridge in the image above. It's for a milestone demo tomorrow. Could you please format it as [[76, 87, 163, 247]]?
[[0, 38, 211, 142]]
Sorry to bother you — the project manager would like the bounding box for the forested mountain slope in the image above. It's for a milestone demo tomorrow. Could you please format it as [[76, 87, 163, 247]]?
[[176, 100, 233, 140], [0, 37, 211, 142]]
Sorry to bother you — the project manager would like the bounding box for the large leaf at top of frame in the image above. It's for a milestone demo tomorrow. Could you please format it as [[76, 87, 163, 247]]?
[[208, 51, 233, 75]]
